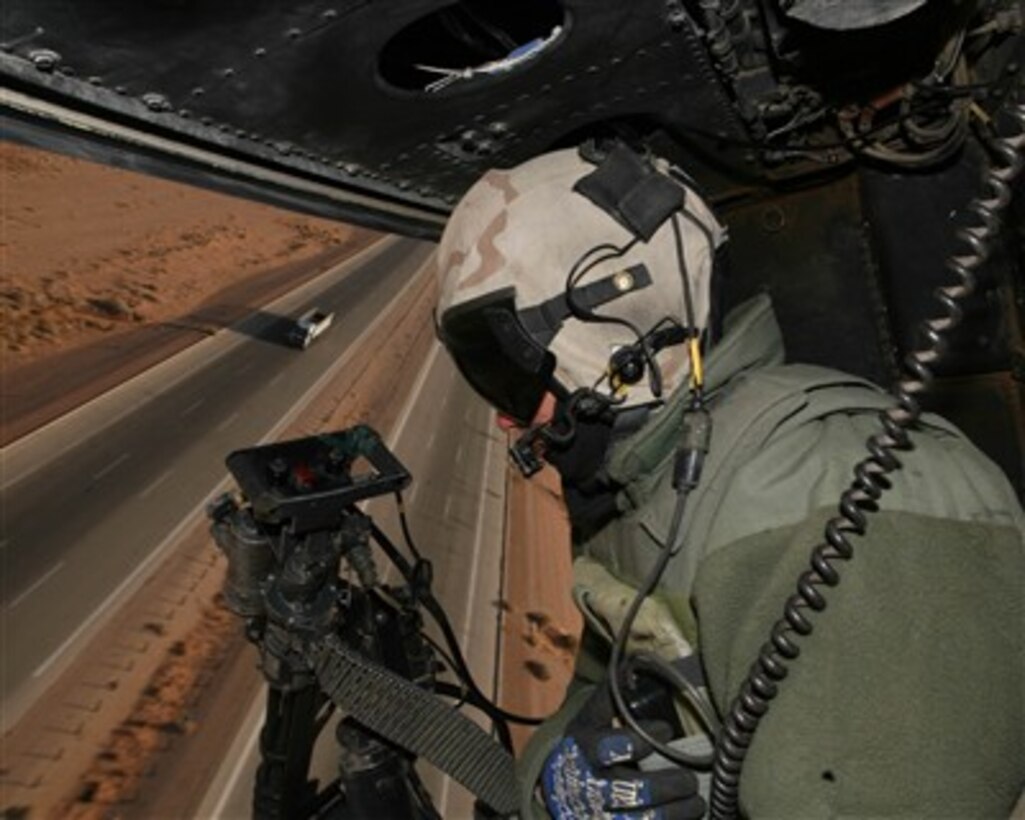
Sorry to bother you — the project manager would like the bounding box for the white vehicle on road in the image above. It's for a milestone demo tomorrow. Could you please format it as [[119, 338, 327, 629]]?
[[289, 308, 334, 349]]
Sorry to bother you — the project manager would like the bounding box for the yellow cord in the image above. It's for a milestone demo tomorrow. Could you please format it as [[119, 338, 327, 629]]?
[[689, 337, 704, 390]]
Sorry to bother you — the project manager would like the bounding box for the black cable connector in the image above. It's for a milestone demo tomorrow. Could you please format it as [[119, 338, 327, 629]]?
[[673, 408, 712, 493]]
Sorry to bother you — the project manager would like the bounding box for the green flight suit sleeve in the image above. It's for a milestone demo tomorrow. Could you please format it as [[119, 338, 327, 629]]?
[[693, 507, 1025, 819]]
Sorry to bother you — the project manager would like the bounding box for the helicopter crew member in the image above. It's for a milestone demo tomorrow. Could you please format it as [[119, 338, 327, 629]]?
[[434, 145, 1025, 819]]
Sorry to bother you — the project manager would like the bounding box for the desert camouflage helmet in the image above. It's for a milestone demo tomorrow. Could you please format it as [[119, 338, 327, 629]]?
[[436, 147, 725, 421]]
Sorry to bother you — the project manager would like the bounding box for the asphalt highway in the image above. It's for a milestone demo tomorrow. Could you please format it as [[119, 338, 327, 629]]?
[[0, 237, 432, 726]]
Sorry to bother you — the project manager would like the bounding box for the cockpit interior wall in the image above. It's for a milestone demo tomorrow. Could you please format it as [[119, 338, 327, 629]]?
[[1, 0, 1023, 494]]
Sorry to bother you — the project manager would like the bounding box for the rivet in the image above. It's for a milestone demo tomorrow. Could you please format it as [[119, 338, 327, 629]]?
[[142, 92, 171, 112], [235, 129, 246, 138], [253, 47, 267, 58], [191, 86, 205, 97], [57, 65, 75, 77], [613, 271, 635, 292], [286, 27, 301, 40], [397, 179, 411, 189], [222, 67, 236, 79], [487, 121, 508, 136], [179, 108, 191, 118], [28, 48, 60, 72], [322, 9, 338, 19], [344, 163, 361, 175], [87, 75, 103, 86], [201, 116, 213, 125]]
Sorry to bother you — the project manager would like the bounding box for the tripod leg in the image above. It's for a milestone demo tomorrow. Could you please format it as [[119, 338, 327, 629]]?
[[253, 684, 322, 820], [332, 718, 440, 820]]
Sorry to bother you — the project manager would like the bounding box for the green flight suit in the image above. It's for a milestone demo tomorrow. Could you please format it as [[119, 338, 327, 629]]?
[[521, 295, 1025, 819]]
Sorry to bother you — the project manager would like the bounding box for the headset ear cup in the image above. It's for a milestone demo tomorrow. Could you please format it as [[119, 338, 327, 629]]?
[[609, 345, 646, 387]]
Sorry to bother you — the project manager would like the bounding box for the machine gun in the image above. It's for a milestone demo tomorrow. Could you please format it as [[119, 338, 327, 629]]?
[[207, 425, 521, 820]]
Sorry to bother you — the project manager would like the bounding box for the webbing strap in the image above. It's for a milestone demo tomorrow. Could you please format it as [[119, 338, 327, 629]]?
[[314, 640, 520, 815]]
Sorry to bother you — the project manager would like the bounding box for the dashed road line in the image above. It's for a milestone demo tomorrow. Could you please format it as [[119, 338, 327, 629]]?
[[92, 452, 130, 481], [9, 561, 65, 610], [181, 397, 205, 417], [216, 411, 240, 432], [138, 469, 174, 500]]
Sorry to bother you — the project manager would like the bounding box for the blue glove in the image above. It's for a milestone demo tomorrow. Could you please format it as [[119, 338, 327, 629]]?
[[541, 685, 705, 819]]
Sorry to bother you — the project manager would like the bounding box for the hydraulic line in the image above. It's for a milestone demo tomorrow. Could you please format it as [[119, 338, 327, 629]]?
[[708, 89, 1025, 819]]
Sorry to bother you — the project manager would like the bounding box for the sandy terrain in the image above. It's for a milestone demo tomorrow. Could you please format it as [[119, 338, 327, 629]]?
[[1, 140, 373, 366], [0, 141, 377, 441]]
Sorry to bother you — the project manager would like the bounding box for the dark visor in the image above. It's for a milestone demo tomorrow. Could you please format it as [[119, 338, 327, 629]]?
[[437, 287, 555, 426]]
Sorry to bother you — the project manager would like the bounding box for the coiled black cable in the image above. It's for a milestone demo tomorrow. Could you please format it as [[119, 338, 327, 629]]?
[[708, 92, 1025, 819]]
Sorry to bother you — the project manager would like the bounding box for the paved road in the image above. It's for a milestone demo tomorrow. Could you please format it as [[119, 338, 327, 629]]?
[[0, 237, 432, 725], [199, 345, 507, 820]]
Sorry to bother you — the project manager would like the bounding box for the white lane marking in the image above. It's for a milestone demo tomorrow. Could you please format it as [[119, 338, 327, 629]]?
[[92, 452, 130, 481], [216, 411, 240, 432], [138, 468, 174, 500], [455, 443, 464, 465], [463, 406, 495, 646], [208, 695, 265, 820], [268, 372, 284, 387], [443, 495, 453, 520], [9, 561, 65, 610], [181, 397, 205, 417], [30, 485, 222, 681], [439, 402, 497, 815], [389, 343, 440, 448]]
